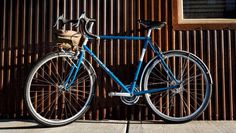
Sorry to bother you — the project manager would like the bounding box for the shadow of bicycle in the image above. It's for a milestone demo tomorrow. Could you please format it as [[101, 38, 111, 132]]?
[[0, 119, 45, 129], [0, 119, 171, 130]]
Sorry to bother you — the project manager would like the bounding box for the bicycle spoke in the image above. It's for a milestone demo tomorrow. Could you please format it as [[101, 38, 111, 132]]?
[[148, 81, 172, 86], [31, 84, 55, 87], [49, 59, 63, 83], [152, 91, 169, 105], [180, 94, 190, 116], [182, 73, 203, 85], [41, 91, 61, 115], [149, 76, 171, 84], [189, 92, 202, 107], [30, 91, 54, 99], [44, 95, 57, 118], [71, 75, 90, 85], [179, 58, 188, 80], [38, 67, 57, 85], [33, 74, 55, 87], [70, 85, 90, 88], [64, 96, 73, 118], [154, 66, 168, 80], [189, 91, 205, 97], [181, 62, 196, 81], [183, 94, 195, 112], [70, 93, 84, 108], [68, 89, 90, 94], [64, 95, 78, 113], [34, 92, 53, 108], [64, 97, 69, 119], [36, 91, 56, 110], [152, 67, 168, 81], [162, 95, 175, 115]]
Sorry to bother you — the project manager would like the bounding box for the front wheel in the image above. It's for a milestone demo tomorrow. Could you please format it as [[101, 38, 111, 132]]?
[[144, 50, 212, 123], [24, 52, 96, 126]]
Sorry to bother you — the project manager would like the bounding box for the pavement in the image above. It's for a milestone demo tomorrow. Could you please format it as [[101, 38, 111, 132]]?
[[0, 120, 235, 133]]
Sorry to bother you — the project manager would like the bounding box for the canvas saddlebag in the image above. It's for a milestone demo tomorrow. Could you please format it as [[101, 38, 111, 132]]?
[[53, 29, 82, 50]]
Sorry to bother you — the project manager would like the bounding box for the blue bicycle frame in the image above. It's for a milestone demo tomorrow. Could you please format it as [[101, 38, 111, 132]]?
[[64, 34, 179, 96]]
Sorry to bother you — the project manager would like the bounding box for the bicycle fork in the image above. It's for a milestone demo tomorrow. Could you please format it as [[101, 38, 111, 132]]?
[[64, 51, 84, 91]]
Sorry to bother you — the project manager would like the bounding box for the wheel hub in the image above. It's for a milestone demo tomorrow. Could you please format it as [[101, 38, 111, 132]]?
[[58, 84, 67, 92], [171, 83, 184, 94]]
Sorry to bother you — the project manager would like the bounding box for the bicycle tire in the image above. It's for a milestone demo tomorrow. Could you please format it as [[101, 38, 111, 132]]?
[[144, 50, 212, 123], [24, 52, 96, 126]]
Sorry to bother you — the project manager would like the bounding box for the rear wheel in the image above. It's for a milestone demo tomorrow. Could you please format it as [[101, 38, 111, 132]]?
[[144, 50, 212, 123], [25, 52, 95, 126]]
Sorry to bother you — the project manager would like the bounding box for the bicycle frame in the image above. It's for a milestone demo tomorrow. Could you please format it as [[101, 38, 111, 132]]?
[[64, 33, 179, 96]]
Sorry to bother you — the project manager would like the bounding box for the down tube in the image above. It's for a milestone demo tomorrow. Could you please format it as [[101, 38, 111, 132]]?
[[83, 45, 130, 93]]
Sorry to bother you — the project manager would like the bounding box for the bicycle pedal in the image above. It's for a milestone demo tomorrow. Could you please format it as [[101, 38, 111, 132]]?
[[108, 92, 132, 97]]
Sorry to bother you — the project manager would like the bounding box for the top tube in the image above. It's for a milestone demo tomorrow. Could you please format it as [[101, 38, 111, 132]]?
[[97, 35, 148, 40], [93, 29, 153, 41]]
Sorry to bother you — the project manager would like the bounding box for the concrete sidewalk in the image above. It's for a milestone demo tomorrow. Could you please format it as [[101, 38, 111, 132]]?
[[0, 120, 235, 133]]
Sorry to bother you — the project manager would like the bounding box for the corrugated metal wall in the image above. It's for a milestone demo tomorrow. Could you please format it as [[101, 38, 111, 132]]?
[[0, 0, 235, 120], [173, 30, 236, 120]]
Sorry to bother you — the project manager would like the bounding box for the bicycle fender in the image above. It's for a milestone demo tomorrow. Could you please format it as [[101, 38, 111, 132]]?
[[83, 58, 97, 82], [139, 56, 159, 91], [165, 50, 213, 84], [139, 50, 213, 92]]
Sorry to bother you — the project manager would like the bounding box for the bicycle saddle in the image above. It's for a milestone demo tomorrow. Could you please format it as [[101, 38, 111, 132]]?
[[137, 20, 166, 29]]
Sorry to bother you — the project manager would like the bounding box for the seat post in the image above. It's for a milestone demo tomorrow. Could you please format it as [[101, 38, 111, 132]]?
[[147, 29, 152, 37]]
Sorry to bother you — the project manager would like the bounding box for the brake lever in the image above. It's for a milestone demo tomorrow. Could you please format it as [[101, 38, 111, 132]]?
[[53, 14, 64, 27], [73, 12, 86, 27], [73, 20, 80, 27]]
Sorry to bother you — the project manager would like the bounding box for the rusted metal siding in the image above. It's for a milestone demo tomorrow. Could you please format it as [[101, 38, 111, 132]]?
[[0, 0, 235, 120]]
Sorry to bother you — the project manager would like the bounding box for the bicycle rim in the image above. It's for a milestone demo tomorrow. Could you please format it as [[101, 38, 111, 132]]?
[[144, 51, 211, 122]]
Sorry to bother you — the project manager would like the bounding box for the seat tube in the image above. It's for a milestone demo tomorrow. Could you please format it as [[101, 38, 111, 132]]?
[[147, 29, 152, 37], [131, 38, 150, 93], [131, 30, 152, 93]]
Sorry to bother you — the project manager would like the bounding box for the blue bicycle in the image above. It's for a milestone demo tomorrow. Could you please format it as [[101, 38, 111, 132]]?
[[24, 12, 212, 126]]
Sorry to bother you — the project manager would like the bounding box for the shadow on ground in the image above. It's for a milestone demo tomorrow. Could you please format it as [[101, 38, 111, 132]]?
[[0, 119, 170, 130]]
